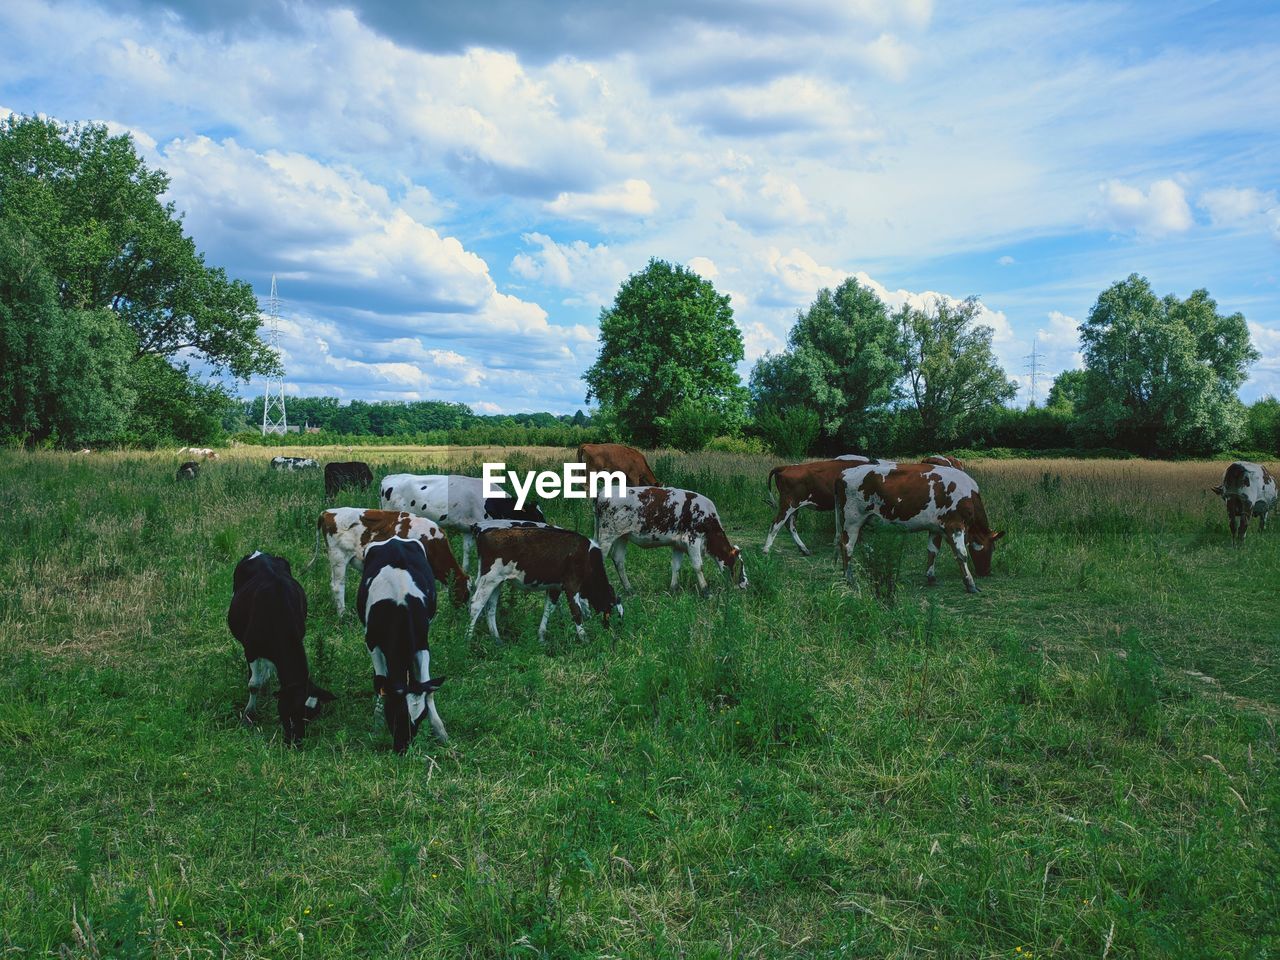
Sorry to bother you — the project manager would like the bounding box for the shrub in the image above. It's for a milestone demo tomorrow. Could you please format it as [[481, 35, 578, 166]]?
[[754, 406, 820, 458]]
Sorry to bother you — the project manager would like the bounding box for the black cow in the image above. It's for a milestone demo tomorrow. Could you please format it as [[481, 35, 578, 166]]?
[[325, 460, 374, 498], [357, 537, 448, 751], [227, 552, 333, 745], [176, 460, 200, 481]]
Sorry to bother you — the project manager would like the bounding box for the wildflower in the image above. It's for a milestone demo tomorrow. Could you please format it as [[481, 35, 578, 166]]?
[[176, 921, 184, 928], [431, 873, 439, 879], [304, 908, 311, 915]]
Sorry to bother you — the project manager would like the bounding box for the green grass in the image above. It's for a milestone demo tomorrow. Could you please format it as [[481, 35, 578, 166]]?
[[0, 448, 1277, 958]]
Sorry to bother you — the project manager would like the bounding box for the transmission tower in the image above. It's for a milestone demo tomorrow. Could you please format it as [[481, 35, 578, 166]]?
[[1024, 337, 1042, 407], [261, 274, 288, 435]]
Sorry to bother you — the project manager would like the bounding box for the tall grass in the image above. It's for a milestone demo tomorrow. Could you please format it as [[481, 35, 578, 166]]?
[[0, 447, 1276, 957]]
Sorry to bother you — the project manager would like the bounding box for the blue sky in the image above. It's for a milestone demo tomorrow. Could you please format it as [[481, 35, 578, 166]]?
[[3, 0, 1278, 412]]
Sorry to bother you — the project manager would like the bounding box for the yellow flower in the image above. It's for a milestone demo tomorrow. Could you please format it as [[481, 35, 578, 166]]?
[[176, 921, 184, 928], [431, 873, 439, 879], [1016, 949, 1022, 954], [304, 908, 311, 915]]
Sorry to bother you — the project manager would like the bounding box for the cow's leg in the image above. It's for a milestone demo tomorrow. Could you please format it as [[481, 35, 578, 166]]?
[[412, 650, 448, 743], [669, 549, 685, 592], [788, 509, 812, 555], [467, 575, 503, 642], [688, 540, 711, 597], [1237, 512, 1250, 546], [329, 551, 350, 617], [566, 591, 586, 640], [243, 657, 273, 722], [461, 531, 474, 573], [764, 501, 807, 555], [841, 516, 869, 583], [926, 534, 943, 586], [947, 529, 979, 594], [609, 539, 634, 593], [369, 647, 388, 717], [485, 588, 501, 640], [538, 593, 557, 643]]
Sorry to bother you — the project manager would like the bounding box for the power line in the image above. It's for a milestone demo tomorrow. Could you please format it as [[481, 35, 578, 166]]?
[[1024, 338, 1042, 406], [261, 274, 287, 436]]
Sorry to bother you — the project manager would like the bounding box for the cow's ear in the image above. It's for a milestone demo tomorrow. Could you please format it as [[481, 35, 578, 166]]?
[[991, 530, 1006, 542]]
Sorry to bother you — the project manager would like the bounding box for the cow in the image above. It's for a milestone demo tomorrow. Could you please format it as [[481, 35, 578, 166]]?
[[1212, 461, 1278, 545], [467, 520, 621, 643], [763, 456, 875, 554], [325, 460, 374, 498], [595, 485, 747, 596], [72, 449, 92, 456], [315, 508, 468, 615], [380, 473, 547, 571], [835, 462, 1004, 594], [176, 460, 200, 481], [358, 537, 448, 751], [923, 455, 966, 470], [577, 442, 657, 486], [181, 447, 219, 460], [272, 456, 319, 471], [227, 551, 334, 744]]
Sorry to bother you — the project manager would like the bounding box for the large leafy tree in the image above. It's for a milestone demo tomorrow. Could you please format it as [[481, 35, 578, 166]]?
[[1075, 274, 1256, 455], [749, 277, 903, 450], [1046, 369, 1088, 410], [898, 296, 1017, 445], [583, 259, 747, 447], [0, 114, 278, 381]]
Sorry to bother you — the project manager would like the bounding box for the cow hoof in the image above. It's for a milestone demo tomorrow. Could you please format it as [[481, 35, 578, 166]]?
[[966, 583, 980, 595], [926, 576, 938, 587], [241, 713, 256, 726], [799, 547, 812, 557]]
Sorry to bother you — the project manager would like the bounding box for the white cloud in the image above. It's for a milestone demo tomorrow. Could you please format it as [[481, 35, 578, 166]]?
[[1199, 186, 1280, 239], [687, 256, 719, 279], [714, 171, 824, 231], [1096, 178, 1193, 236], [510, 232, 629, 306], [860, 33, 916, 81], [545, 179, 657, 220], [997, 255, 1015, 266]]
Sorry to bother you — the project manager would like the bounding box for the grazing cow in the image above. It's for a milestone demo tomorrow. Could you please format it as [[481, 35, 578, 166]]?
[[763, 456, 875, 554], [316, 508, 469, 615], [1212, 461, 1278, 544], [835, 463, 1004, 594], [72, 449, 92, 456], [358, 537, 448, 750], [272, 456, 319, 471], [595, 486, 747, 595], [176, 460, 200, 481], [923, 454, 966, 470], [380, 473, 547, 571], [468, 521, 621, 643], [227, 552, 334, 744], [577, 442, 657, 486], [181, 447, 218, 460], [325, 460, 374, 498]]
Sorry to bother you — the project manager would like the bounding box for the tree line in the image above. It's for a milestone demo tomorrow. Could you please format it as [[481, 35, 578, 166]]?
[[2, 114, 1274, 458]]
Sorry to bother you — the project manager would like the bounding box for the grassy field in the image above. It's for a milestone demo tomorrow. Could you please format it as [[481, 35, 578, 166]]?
[[0, 446, 1277, 958]]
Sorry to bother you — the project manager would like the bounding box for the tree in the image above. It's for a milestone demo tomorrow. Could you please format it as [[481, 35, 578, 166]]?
[[1046, 369, 1088, 410], [0, 115, 278, 380], [898, 296, 1017, 445], [0, 219, 135, 446], [1244, 397, 1280, 455], [1075, 275, 1256, 455], [583, 259, 746, 446], [749, 278, 904, 451]]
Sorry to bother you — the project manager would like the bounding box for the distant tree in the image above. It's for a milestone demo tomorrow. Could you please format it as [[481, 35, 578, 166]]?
[[897, 296, 1017, 445], [1046, 369, 1088, 410], [583, 259, 747, 446], [1075, 275, 1256, 455], [749, 278, 904, 451], [0, 115, 277, 380], [1243, 396, 1280, 454], [0, 220, 135, 446]]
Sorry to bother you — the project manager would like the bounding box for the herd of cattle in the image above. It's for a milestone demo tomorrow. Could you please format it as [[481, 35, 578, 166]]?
[[209, 443, 1277, 752]]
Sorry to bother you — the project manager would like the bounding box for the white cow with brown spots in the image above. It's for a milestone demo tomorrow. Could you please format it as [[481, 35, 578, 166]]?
[[1212, 461, 1278, 545], [595, 486, 747, 596], [836, 462, 1004, 594]]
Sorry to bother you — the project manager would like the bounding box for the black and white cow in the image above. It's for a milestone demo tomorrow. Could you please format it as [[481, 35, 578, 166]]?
[[176, 460, 200, 481], [595, 486, 747, 595], [380, 473, 547, 571], [324, 460, 374, 498], [357, 537, 448, 751], [272, 456, 319, 471], [227, 552, 333, 744], [467, 520, 621, 643], [1212, 460, 1278, 544]]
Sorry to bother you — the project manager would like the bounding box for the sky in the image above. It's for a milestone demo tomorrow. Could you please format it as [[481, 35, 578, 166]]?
[[2, 0, 1278, 413]]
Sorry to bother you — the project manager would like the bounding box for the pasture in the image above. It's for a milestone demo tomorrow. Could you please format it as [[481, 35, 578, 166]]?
[[0, 446, 1276, 958]]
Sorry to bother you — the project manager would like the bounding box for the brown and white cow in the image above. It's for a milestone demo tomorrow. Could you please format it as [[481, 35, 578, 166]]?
[[922, 454, 966, 470], [595, 485, 746, 595], [763, 455, 874, 554], [835, 462, 1004, 594], [1212, 461, 1278, 544], [316, 508, 469, 616], [577, 443, 657, 487], [467, 520, 621, 643]]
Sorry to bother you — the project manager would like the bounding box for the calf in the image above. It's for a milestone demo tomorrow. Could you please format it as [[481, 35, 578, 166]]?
[[272, 456, 319, 471], [380, 473, 547, 571], [1212, 461, 1278, 544], [357, 537, 448, 751], [763, 456, 874, 554], [325, 460, 374, 498], [316, 508, 468, 615], [468, 521, 621, 643], [835, 463, 1004, 594], [576, 442, 658, 486], [596, 486, 747, 595], [227, 552, 333, 744], [176, 460, 200, 481]]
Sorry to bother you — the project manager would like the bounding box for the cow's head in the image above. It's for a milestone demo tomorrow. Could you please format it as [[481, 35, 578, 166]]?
[[968, 529, 1005, 576], [451, 570, 471, 607], [377, 674, 446, 754], [583, 545, 623, 625], [484, 496, 548, 525], [705, 524, 748, 589]]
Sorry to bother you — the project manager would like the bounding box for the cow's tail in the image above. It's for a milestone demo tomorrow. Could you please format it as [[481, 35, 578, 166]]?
[[306, 514, 326, 570], [763, 466, 782, 508]]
